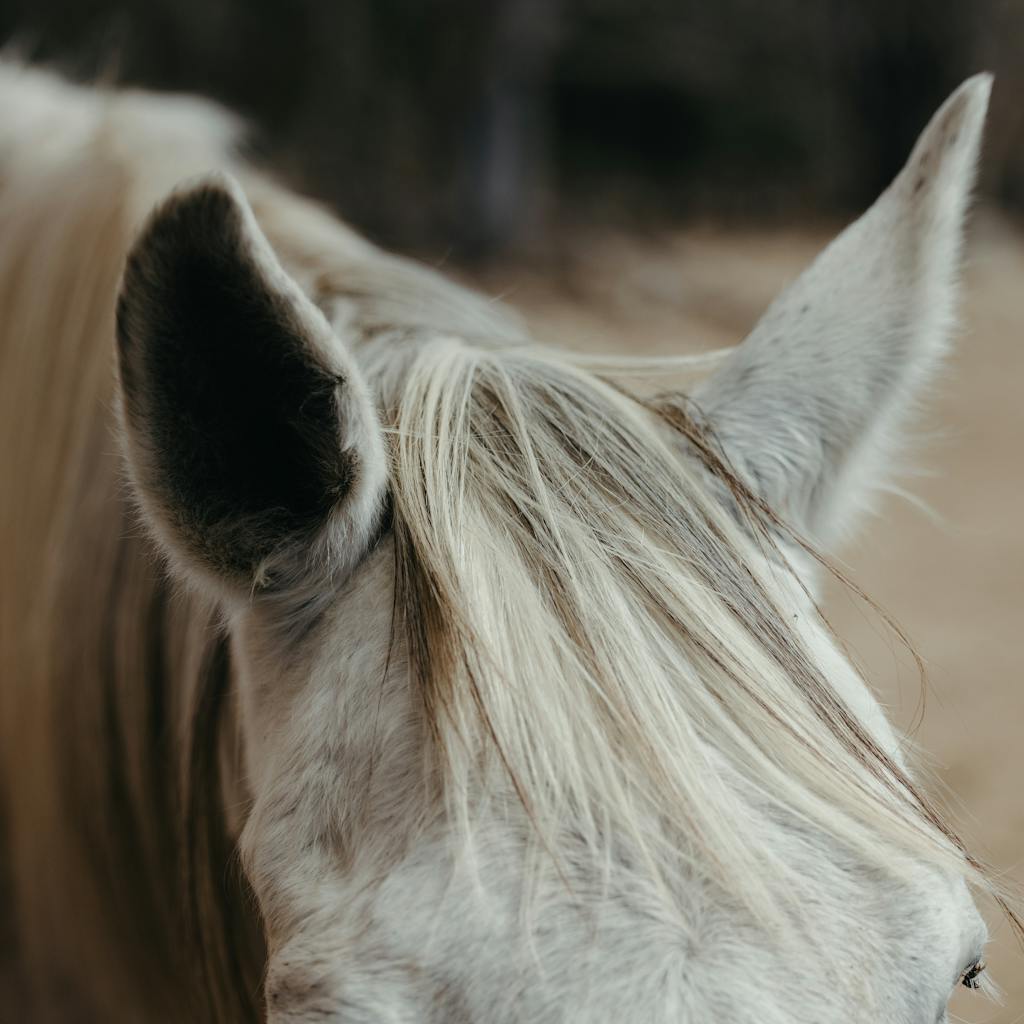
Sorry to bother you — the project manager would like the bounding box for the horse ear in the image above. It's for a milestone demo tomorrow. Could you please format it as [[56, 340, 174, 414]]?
[[693, 75, 992, 548], [116, 174, 387, 592]]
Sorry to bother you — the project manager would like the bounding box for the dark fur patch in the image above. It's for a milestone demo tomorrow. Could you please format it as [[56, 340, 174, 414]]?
[[117, 184, 354, 579]]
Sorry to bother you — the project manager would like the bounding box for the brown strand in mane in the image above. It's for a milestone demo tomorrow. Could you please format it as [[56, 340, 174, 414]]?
[[183, 631, 267, 1022], [654, 395, 1024, 943]]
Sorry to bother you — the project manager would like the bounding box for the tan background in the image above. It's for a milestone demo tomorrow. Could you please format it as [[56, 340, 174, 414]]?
[[475, 214, 1024, 1021]]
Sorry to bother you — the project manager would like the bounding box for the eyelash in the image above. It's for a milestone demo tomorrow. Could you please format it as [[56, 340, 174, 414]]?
[[960, 960, 986, 991]]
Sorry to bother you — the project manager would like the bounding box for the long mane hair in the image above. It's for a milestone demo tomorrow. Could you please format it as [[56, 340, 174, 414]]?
[[387, 338, 999, 920]]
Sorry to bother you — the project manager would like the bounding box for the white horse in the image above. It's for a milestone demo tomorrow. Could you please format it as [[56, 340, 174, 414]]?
[[0, 61, 1009, 1023]]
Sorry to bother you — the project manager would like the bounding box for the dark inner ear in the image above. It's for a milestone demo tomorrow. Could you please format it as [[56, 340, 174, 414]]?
[[117, 185, 355, 577]]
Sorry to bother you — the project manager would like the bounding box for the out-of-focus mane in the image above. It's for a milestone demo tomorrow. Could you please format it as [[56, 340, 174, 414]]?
[[0, 62, 263, 1020]]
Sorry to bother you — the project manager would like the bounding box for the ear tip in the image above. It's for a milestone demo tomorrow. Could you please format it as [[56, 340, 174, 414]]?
[[957, 71, 994, 102], [932, 73, 993, 147], [130, 171, 250, 255], [119, 171, 250, 298], [152, 173, 247, 234], [892, 73, 993, 210], [168, 169, 249, 212], [945, 72, 994, 128]]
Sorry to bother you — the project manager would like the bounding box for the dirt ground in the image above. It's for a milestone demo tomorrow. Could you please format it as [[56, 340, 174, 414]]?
[[474, 213, 1024, 1021]]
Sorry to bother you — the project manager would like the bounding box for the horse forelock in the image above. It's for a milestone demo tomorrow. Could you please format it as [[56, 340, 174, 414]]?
[[381, 335, 990, 933]]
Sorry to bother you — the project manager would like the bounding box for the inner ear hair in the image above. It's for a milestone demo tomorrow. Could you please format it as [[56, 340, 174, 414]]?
[[116, 179, 374, 588]]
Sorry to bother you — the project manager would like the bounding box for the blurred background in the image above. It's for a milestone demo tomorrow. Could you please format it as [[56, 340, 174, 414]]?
[[1, 1, 1022, 1019], [2, 0, 1023, 255]]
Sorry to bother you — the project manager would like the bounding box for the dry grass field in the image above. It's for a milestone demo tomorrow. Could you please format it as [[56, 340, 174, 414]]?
[[474, 214, 1024, 1021]]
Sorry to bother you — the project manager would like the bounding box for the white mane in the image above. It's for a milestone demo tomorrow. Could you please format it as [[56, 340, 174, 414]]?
[[386, 334, 981, 930]]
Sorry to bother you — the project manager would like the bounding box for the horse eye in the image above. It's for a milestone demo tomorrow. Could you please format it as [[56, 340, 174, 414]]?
[[960, 960, 986, 991]]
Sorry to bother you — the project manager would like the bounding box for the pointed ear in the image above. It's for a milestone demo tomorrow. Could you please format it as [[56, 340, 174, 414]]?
[[693, 75, 992, 547], [116, 174, 387, 592]]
